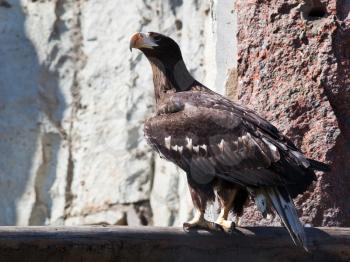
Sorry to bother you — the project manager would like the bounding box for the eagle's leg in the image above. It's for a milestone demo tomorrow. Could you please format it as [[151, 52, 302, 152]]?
[[235, 216, 241, 227], [183, 180, 222, 232], [215, 185, 237, 233]]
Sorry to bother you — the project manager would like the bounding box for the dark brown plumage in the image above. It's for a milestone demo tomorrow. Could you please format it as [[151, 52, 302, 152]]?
[[130, 32, 330, 250]]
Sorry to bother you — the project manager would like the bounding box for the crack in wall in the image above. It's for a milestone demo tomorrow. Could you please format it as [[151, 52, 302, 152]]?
[[29, 133, 60, 225], [46, 0, 87, 219], [64, 0, 87, 218]]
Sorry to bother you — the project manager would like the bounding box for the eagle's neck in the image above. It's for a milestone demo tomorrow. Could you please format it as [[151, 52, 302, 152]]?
[[148, 57, 197, 103]]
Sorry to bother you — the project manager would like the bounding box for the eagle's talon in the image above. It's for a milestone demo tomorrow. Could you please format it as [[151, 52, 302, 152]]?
[[183, 222, 198, 232], [212, 222, 224, 232], [215, 219, 236, 233], [227, 221, 236, 234]]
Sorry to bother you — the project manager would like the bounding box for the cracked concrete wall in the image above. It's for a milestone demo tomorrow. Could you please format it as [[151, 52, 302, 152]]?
[[0, 0, 237, 226]]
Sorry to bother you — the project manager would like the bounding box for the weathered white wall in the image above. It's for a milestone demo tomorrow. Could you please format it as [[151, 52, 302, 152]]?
[[208, 0, 238, 95], [0, 0, 237, 226]]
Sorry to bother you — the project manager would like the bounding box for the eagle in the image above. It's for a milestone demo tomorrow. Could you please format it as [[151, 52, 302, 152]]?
[[130, 32, 330, 250]]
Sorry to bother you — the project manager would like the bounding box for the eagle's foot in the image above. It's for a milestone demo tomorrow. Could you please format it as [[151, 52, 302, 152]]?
[[215, 218, 236, 233], [183, 211, 224, 232]]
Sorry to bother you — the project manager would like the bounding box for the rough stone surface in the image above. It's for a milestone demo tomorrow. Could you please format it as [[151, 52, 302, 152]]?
[[3, 0, 345, 229], [0, 0, 236, 226], [235, 0, 350, 226]]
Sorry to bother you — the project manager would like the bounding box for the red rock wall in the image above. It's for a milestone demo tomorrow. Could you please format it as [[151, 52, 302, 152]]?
[[235, 0, 350, 226]]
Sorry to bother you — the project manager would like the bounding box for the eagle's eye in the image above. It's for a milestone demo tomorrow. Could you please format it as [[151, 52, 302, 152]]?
[[152, 35, 162, 42]]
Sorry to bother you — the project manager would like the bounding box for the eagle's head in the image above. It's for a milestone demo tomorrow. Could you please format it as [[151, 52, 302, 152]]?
[[129, 32, 182, 65], [129, 32, 197, 93]]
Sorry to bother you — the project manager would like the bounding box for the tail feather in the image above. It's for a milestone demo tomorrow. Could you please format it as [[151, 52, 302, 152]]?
[[265, 187, 308, 251]]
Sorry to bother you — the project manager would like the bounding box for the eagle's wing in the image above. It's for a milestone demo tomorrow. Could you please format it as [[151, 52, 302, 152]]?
[[145, 91, 315, 194]]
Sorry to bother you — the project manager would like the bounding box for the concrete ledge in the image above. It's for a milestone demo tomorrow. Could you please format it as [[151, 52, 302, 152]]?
[[0, 226, 349, 261]]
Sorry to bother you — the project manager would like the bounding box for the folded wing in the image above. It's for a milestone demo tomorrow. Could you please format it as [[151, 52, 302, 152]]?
[[144, 91, 316, 196]]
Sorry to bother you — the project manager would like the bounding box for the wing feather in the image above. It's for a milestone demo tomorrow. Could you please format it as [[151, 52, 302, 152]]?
[[145, 91, 316, 193]]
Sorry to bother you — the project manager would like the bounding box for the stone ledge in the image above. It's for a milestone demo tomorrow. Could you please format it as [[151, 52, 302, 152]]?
[[0, 226, 349, 262]]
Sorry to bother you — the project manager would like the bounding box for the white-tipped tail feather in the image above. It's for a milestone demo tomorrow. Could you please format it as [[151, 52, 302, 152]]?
[[265, 187, 308, 251]]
